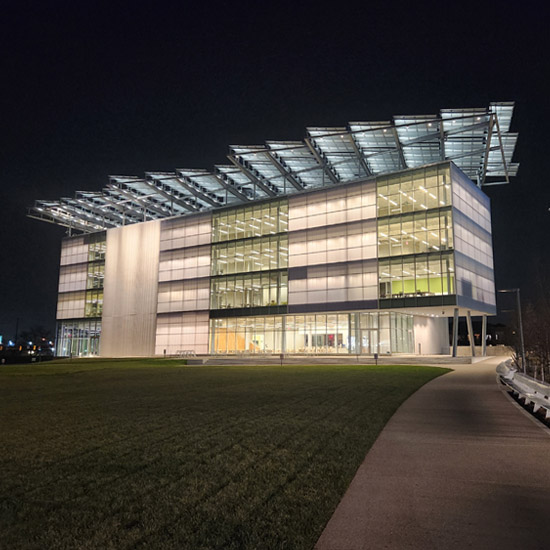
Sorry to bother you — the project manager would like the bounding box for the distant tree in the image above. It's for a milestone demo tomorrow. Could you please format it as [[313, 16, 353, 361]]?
[[522, 260, 550, 380], [18, 325, 53, 345], [522, 303, 548, 379], [503, 322, 523, 371]]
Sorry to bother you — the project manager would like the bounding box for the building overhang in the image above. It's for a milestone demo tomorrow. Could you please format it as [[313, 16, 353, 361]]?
[[28, 102, 518, 234], [388, 305, 496, 318]]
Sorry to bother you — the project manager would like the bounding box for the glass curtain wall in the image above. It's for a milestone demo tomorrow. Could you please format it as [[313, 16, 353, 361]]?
[[378, 209, 453, 257], [210, 199, 289, 312], [211, 272, 288, 309], [211, 235, 288, 276], [212, 200, 288, 241], [377, 164, 452, 216], [85, 233, 105, 317], [379, 251, 455, 299], [377, 163, 455, 305], [210, 312, 414, 355], [56, 319, 102, 357], [56, 232, 106, 356]]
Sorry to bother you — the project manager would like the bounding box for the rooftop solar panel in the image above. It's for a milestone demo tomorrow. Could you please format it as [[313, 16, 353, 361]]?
[[28, 102, 518, 232]]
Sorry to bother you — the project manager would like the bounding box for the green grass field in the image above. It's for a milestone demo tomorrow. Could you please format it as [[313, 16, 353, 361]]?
[[0, 360, 449, 549]]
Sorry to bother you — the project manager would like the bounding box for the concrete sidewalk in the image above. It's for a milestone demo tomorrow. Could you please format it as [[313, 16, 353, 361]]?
[[316, 357, 550, 550]]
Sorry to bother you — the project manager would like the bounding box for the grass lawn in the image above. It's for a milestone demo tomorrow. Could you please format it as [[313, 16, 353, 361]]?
[[0, 360, 449, 549]]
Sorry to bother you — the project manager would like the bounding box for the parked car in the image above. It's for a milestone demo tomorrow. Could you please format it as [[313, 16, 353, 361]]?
[[0, 344, 54, 364]]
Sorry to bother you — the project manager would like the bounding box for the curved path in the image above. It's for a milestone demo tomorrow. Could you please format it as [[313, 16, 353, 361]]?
[[316, 357, 550, 550]]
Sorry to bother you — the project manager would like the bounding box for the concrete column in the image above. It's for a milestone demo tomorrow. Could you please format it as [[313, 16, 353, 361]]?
[[210, 319, 216, 354], [466, 310, 476, 357], [481, 315, 487, 357], [281, 316, 287, 354], [452, 308, 459, 357], [354, 313, 361, 355]]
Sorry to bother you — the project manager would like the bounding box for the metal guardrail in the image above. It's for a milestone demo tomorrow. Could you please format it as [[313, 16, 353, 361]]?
[[497, 359, 550, 420], [175, 350, 196, 357]]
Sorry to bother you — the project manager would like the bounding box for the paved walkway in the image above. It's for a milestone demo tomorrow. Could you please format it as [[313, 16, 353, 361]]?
[[316, 357, 550, 550]]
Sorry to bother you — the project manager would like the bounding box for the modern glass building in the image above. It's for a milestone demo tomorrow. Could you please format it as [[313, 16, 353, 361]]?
[[29, 103, 518, 357]]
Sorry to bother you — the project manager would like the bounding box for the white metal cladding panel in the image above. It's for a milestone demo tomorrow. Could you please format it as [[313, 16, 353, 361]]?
[[288, 180, 376, 231], [453, 210, 494, 270], [60, 236, 88, 266], [288, 181, 377, 309], [451, 165, 491, 233], [157, 278, 210, 313], [451, 165, 496, 310], [101, 220, 161, 357], [288, 220, 377, 268], [155, 312, 209, 355], [454, 253, 496, 308], [159, 213, 212, 252], [56, 291, 86, 319], [158, 245, 211, 282], [58, 263, 88, 293], [288, 261, 378, 305]]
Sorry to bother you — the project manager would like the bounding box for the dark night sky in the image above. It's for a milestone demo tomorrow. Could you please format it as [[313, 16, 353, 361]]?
[[1, 1, 549, 338]]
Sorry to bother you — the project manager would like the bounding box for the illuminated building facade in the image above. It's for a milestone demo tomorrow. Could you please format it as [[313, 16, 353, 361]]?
[[29, 103, 518, 357]]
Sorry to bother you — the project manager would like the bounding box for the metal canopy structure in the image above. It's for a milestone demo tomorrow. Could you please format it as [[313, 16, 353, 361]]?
[[28, 102, 518, 233]]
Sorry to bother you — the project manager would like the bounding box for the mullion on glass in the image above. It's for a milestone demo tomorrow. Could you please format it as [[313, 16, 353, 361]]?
[[212, 199, 288, 244]]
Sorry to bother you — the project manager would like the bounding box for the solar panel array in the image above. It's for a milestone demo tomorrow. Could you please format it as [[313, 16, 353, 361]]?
[[28, 102, 518, 233]]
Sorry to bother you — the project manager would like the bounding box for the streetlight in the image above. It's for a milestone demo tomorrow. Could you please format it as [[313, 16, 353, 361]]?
[[498, 288, 526, 373]]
